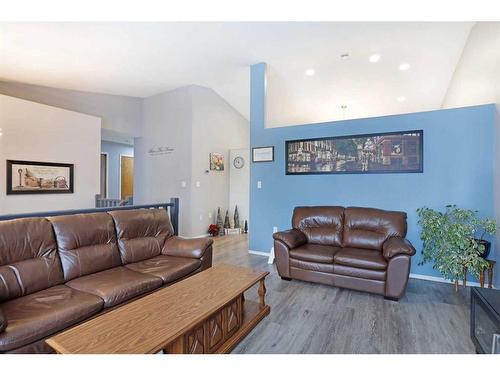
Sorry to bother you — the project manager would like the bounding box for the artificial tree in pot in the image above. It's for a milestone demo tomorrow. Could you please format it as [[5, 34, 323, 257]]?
[[417, 205, 497, 291]]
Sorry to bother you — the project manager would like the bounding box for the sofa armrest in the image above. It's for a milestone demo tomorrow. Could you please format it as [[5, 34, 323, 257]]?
[[0, 306, 6, 333], [273, 229, 307, 249], [162, 236, 214, 259], [383, 237, 416, 259]]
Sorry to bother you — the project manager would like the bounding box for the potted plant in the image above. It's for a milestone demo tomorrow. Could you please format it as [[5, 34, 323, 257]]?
[[475, 217, 496, 259], [417, 205, 496, 291], [208, 224, 219, 237]]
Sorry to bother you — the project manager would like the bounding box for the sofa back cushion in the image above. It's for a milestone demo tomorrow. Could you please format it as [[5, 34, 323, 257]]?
[[49, 212, 122, 281], [0, 218, 63, 302], [292, 206, 344, 246], [343, 207, 407, 250], [109, 208, 174, 264]]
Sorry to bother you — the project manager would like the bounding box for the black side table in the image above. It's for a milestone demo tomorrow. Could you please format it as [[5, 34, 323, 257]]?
[[471, 287, 500, 354]]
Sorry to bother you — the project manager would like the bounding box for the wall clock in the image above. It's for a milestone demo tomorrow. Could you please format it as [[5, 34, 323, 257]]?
[[233, 156, 245, 169]]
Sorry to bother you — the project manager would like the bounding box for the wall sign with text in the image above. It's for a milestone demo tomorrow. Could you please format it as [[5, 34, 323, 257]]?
[[252, 146, 274, 163]]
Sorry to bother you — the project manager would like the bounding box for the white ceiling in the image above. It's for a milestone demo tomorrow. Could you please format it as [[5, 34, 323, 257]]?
[[0, 22, 475, 125]]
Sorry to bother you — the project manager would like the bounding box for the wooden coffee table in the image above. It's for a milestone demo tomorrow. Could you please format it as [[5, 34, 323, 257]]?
[[46, 264, 270, 354]]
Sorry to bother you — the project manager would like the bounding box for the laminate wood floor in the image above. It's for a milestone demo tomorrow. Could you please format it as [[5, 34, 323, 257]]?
[[212, 234, 475, 354]]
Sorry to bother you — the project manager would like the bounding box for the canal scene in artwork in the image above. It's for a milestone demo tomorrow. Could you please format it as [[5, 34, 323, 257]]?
[[286, 130, 422, 175]]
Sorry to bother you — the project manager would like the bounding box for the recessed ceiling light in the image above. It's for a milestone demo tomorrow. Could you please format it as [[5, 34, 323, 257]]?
[[399, 63, 410, 71], [340, 53, 350, 60], [396, 96, 406, 102], [305, 68, 315, 76], [369, 54, 381, 63]]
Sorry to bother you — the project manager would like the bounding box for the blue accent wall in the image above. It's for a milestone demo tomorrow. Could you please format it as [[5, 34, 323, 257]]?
[[250, 63, 497, 284], [101, 141, 134, 199]]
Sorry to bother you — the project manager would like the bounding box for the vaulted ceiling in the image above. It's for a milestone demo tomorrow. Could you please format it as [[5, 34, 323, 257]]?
[[0, 22, 478, 125]]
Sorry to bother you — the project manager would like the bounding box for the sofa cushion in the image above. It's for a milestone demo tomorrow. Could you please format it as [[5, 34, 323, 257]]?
[[292, 206, 344, 246], [65, 267, 162, 308], [343, 207, 407, 250], [126, 255, 201, 283], [290, 258, 335, 273], [332, 264, 386, 281], [334, 248, 387, 270], [0, 285, 103, 352], [109, 208, 174, 265], [289, 244, 341, 264], [0, 218, 63, 302], [162, 236, 213, 258], [50, 213, 122, 281]]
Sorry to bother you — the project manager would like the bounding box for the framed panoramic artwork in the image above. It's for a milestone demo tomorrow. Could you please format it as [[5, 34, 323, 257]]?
[[6, 160, 74, 194], [252, 146, 274, 162], [209, 152, 224, 171], [285, 130, 423, 175]]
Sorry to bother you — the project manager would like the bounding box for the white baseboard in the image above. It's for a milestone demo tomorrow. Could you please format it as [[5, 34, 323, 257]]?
[[248, 249, 276, 264], [248, 250, 270, 257], [268, 247, 275, 264], [179, 234, 210, 239], [409, 273, 487, 288]]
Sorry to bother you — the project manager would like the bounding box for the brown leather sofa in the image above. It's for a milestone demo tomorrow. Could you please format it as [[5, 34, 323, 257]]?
[[273, 206, 415, 300], [0, 208, 213, 354]]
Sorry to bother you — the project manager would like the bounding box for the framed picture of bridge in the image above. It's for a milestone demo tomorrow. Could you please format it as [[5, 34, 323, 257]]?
[[7, 160, 74, 194], [285, 130, 423, 175]]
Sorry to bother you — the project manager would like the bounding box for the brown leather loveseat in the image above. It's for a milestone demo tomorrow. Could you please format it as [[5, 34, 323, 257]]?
[[273, 206, 415, 300], [0, 208, 213, 353]]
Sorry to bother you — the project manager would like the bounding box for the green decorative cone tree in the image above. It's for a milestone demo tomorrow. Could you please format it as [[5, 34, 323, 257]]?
[[234, 205, 240, 228], [224, 210, 230, 229], [417, 205, 496, 291], [216, 208, 224, 236]]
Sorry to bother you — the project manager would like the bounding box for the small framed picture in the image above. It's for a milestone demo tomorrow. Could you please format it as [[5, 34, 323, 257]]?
[[209, 152, 224, 171], [7, 160, 74, 195], [252, 146, 274, 163]]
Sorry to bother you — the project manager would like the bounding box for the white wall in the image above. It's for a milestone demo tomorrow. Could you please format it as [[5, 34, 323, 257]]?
[[134, 85, 249, 237], [229, 148, 250, 229], [442, 22, 500, 108], [0, 94, 101, 214], [134, 87, 193, 236], [190, 86, 249, 237], [0, 80, 142, 138]]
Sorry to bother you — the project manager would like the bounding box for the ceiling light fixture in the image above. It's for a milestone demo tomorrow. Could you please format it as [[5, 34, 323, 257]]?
[[340, 53, 350, 60], [369, 54, 381, 63], [0, 128, 3, 137], [399, 63, 410, 71], [305, 68, 315, 76], [396, 96, 406, 102]]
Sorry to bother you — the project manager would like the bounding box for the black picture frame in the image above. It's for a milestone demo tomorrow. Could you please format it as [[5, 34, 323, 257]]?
[[7, 160, 74, 195], [252, 146, 274, 163], [285, 129, 423, 175]]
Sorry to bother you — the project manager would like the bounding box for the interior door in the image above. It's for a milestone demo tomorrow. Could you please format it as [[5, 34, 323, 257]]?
[[120, 156, 134, 200]]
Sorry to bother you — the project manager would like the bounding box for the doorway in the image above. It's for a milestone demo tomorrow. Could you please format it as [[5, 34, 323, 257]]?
[[120, 155, 134, 200]]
